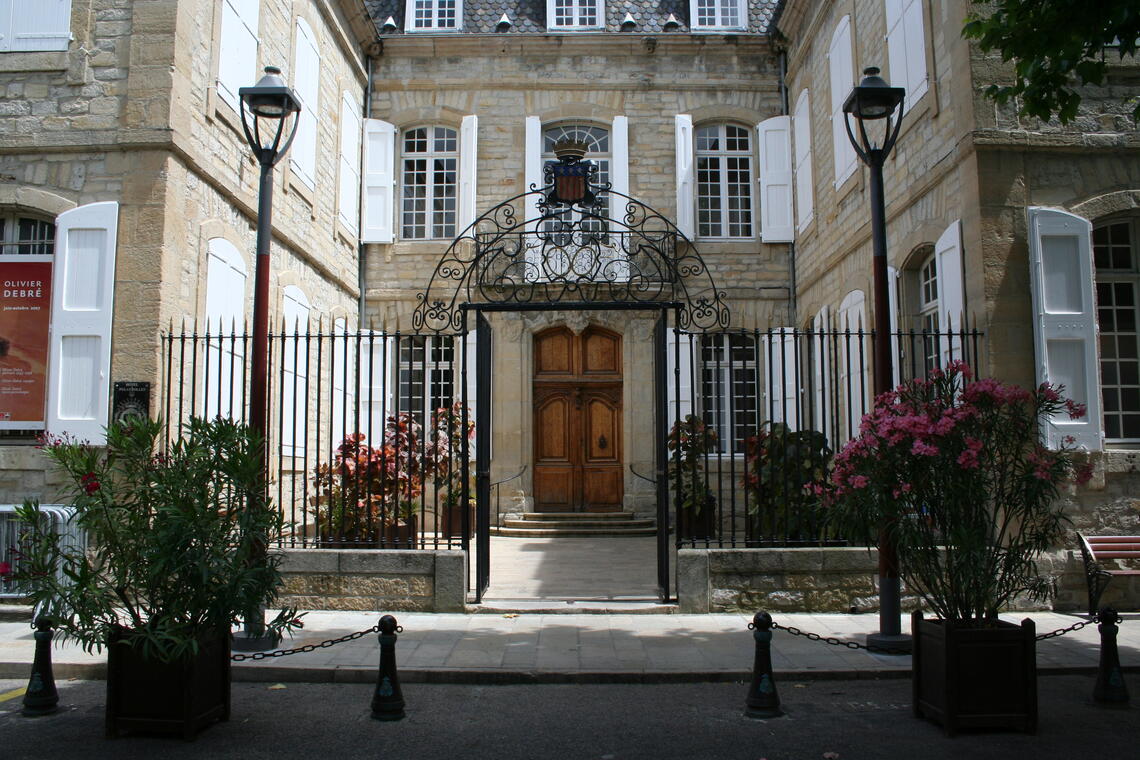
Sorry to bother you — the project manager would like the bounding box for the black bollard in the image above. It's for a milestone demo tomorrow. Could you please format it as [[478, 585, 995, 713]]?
[[1093, 606, 1129, 706], [22, 616, 60, 717], [745, 611, 783, 719], [371, 614, 406, 721]]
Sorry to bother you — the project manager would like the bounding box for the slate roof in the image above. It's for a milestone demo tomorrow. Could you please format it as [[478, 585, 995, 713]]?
[[364, 0, 779, 36]]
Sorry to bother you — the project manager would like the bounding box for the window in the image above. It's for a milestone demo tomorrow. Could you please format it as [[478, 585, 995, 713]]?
[[217, 0, 259, 111], [280, 286, 310, 456], [290, 18, 321, 190], [699, 333, 757, 455], [0, 214, 54, 255], [202, 239, 247, 420], [405, 0, 460, 31], [542, 123, 610, 241], [397, 335, 455, 426], [0, 0, 71, 52], [338, 92, 362, 233], [1094, 218, 1140, 442], [885, 0, 929, 112], [829, 16, 857, 188], [548, 0, 603, 29], [837, 289, 870, 444], [401, 126, 458, 240], [690, 0, 745, 30], [696, 124, 754, 239], [917, 252, 940, 376], [792, 89, 814, 231]]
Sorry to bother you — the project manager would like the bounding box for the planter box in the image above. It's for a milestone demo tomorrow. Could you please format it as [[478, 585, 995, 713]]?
[[912, 611, 1037, 735], [379, 517, 418, 549], [105, 628, 230, 740], [678, 500, 717, 542]]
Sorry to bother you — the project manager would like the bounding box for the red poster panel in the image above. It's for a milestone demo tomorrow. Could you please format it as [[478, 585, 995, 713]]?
[[0, 257, 53, 429]]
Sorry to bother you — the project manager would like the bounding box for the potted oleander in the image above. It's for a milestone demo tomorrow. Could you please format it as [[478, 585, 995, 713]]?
[[13, 416, 300, 739], [668, 415, 719, 541], [827, 362, 1092, 734]]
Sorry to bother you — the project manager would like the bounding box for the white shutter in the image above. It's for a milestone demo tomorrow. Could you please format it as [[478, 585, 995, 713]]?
[[4, 0, 71, 52], [674, 114, 695, 239], [764, 328, 800, 430], [463, 328, 489, 457], [360, 331, 395, 443], [47, 202, 118, 444], [289, 18, 320, 189], [812, 307, 831, 435], [887, 265, 901, 387], [838, 289, 869, 442], [935, 219, 965, 367], [458, 114, 479, 233], [280, 286, 310, 457], [793, 90, 814, 231], [829, 16, 857, 188], [338, 93, 362, 234], [203, 238, 247, 419], [610, 115, 629, 222], [361, 118, 395, 243], [524, 115, 542, 232], [217, 0, 259, 111], [330, 318, 355, 447], [902, 0, 928, 106], [1028, 207, 1102, 451], [666, 329, 694, 423], [885, 0, 907, 112], [756, 115, 794, 243]]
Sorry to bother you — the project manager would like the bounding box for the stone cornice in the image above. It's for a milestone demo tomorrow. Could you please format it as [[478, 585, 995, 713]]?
[[373, 32, 775, 59]]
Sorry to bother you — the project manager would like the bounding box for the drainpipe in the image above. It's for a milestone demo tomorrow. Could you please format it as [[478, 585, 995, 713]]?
[[778, 48, 797, 320], [355, 52, 373, 321]]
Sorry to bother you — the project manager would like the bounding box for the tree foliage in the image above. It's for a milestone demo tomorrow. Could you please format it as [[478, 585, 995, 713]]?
[[964, 1, 1140, 124]]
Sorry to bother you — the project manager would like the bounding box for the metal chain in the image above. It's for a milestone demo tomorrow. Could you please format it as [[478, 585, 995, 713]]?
[[230, 624, 381, 662], [1035, 618, 1095, 641], [770, 622, 911, 655]]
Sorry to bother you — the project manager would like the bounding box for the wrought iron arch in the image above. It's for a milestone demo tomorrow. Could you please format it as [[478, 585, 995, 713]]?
[[412, 159, 730, 332]]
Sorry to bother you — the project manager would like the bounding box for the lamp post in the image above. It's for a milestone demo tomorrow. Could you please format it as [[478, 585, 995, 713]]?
[[232, 66, 301, 652], [843, 67, 909, 653]]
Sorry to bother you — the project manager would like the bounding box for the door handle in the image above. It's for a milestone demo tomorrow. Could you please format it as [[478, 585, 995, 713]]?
[[598, 434, 607, 450]]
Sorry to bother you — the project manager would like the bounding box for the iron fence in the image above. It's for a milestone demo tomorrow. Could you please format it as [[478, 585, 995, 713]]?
[[159, 320, 982, 551]]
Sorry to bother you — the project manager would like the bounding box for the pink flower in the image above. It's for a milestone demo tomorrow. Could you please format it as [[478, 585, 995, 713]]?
[[80, 473, 100, 494], [0, 561, 11, 580], [1065, 399, 1087, 420], [849, 475, 869, 489], [911, 439, 939, 456]]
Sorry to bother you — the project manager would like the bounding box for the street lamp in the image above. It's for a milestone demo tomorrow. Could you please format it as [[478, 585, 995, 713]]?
[[843, 66, 909, 653], [233, 66, 301, 652]]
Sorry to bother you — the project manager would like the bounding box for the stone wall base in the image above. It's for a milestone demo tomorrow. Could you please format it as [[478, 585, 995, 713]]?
[[278, 549, 465, 613]]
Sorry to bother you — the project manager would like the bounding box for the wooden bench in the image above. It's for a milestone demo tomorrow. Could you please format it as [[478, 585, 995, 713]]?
[[1077, 534, 1140, 615]]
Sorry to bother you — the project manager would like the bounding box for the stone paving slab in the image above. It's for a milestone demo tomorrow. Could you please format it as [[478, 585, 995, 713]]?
[[1, 610, 1137, 684]]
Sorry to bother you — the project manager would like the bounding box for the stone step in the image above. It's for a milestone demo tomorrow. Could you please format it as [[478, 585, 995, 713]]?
[[519, 512, 638, 521], [489, 526, 658, 538], [502, 518, 656, 530]]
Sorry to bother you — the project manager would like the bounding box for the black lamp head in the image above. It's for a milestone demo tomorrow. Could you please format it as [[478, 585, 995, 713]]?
[[239, 66, 302, 119], [843, 67, 905, 121]]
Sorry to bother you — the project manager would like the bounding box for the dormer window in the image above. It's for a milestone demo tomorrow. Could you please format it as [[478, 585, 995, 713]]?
[[690, 0, 746, 30], [547, 0, 604, 30], [405, 0, 460, 31]]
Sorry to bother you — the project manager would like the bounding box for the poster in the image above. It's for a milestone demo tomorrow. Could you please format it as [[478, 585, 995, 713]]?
[[0, 256, 53, 429]]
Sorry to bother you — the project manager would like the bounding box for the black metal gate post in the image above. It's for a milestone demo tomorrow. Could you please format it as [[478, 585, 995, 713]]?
[[474, 309, 492, 602], [654, 307, 670, 602]]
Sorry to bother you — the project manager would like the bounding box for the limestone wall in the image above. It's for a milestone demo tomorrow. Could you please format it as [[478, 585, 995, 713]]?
[[278, 549, 466, 612]]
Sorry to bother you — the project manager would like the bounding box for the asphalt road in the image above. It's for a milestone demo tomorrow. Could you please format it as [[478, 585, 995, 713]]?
[[0, 675, 1134, 759]]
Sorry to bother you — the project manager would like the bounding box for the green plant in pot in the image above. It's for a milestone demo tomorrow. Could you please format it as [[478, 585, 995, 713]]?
[[13, 416, 301, 739], [742, 422, 832, 546], [313, 412, 424, 548], [826, 362, 1092, 734], [425, 403, 474, 538], [667, 415, 718, 540]]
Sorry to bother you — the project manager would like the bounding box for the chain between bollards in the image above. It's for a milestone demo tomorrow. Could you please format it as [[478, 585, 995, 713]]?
[[371, 614, 406, 721], [22, 616, 59, 717], [744, 611, 783, 719]]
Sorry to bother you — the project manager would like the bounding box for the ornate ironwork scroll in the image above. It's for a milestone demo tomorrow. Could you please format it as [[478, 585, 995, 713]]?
[[413, 158, 729, 332]]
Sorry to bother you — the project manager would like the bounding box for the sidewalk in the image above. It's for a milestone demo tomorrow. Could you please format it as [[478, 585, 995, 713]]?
[[2, 607, 1136, 684]]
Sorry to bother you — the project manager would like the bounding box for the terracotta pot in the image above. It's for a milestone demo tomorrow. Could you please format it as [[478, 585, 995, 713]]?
[[911, 611, 1037, 735], [379, 516, 418, 549], [105, 627, 230, 740]]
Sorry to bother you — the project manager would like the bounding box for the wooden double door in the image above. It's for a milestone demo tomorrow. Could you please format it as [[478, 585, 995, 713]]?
[[532, 326, 624, 512]]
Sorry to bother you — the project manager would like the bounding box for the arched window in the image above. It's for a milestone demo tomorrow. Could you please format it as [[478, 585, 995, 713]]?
[[918, 251, 940, 376], [401, 125, 458, 240], [542, 123, 610, 240], [695, 123, 754, 239], [0, 212, 54, 255]]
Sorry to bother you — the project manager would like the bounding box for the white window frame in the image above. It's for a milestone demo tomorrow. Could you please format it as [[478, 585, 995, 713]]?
[[792, 89, 814, 232], [689, 0, 746, 31], [404, 0, 462, 32], [1093, 217, 1140, 444], [829, 15, 858, 189], [699, 333, 758, 455], [203, 238, 247, 421], [547, 0, 604, 30], [694, 122, 756, 240], [0, 0, 72, 52], [400, 125, 459, 240], [216, 0, 260, 112], [885, 0, 929, 113], [396, 335, 456, 427], [289, 17, 320, 190]]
